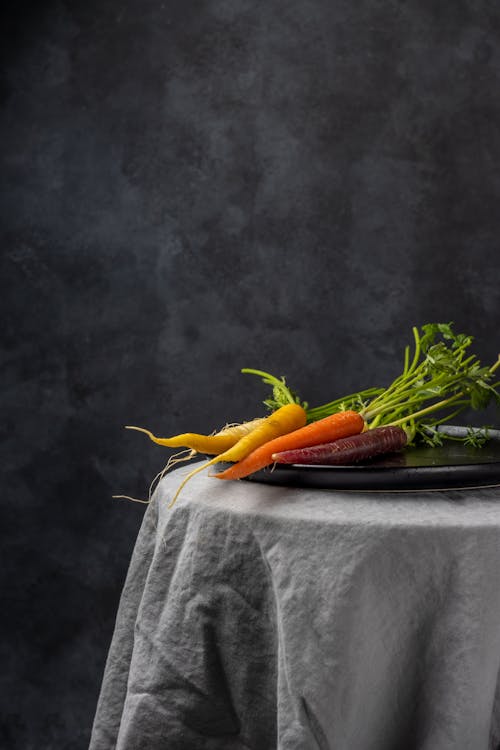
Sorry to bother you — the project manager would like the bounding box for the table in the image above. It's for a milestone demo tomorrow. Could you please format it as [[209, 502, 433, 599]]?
[[89, 463, 500, 750]]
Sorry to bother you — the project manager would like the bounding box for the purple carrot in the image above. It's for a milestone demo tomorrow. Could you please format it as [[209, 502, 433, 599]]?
[[271, 425, 408, 465]]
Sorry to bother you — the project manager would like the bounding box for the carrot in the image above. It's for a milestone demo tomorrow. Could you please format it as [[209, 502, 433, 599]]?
[[124, 417, 267, 455], [168, 403, 307, 507], [214, 410, 365, 481], [272, 425, 407, 465]]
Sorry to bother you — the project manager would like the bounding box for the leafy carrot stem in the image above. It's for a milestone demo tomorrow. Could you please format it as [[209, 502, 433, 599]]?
[[243, 325, 500, 446]]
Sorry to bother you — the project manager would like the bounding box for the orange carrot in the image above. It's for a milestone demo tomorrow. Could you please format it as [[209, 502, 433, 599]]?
[[168, 403, 307, 507], [214, 410, 365, 480]]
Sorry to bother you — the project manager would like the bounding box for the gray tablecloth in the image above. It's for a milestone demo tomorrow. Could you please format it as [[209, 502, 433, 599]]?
[[89, 463, 500, 750]]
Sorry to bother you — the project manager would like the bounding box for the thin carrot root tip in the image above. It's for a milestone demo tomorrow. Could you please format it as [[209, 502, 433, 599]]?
[[168, 457, 218, 509], [147, 448, 197, 501], [112, 494, 151, 504]]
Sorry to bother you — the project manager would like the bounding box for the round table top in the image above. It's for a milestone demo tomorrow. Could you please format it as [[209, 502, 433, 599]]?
[[158, 461, 500, 530]]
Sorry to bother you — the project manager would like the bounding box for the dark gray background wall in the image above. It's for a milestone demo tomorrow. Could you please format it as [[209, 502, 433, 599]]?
[[2, 0, 500, 747]]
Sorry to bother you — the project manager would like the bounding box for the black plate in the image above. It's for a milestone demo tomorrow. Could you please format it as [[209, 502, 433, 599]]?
[[217, 426, 500, 491]]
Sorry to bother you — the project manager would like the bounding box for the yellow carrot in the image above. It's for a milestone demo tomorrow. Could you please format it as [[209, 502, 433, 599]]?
[[168, 403, 307, 507], [125, 417, 267, 455]]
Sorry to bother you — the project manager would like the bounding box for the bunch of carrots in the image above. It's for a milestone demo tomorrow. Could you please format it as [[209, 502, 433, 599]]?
[[123, 323, 500, 507]]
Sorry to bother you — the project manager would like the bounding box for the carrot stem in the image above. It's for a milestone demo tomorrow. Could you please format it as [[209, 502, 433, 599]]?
[[387, 392, 465, 426]]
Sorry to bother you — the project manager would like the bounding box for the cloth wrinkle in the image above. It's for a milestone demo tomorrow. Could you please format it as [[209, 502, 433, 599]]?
[[130, 621, 208, 702], [300, 696, 331, 750]]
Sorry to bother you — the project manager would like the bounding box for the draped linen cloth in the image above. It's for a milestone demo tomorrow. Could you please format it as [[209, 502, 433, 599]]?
[[89, 464, 500, 750]]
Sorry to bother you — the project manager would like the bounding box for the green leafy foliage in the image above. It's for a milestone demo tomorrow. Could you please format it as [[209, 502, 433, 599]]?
[[464, 427, 491, 448], [243, 323, 500, 447], [418, 426, 444, 447], [241, 369, 308, 412]]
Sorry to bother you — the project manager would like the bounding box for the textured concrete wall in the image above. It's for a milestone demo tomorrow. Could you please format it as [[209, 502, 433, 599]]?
[[2, 0, 500, 746]]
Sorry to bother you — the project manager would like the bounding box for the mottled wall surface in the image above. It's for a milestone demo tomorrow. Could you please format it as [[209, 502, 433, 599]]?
[[2, 0, 500, 746]]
